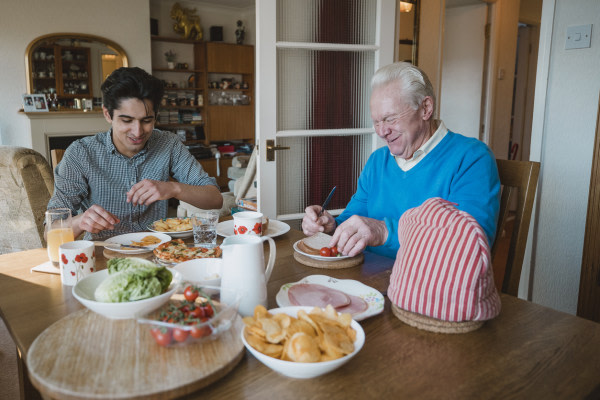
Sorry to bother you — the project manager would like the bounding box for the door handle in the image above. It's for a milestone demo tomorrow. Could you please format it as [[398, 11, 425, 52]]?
[[266, 139, 290, 162]]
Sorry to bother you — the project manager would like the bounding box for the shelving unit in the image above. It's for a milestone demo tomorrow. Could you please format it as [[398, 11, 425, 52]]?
[[30, 44, 93, 105], [150, 37, 254, 144], [151, 36, 205, 145], [150, 37, 254, 190]]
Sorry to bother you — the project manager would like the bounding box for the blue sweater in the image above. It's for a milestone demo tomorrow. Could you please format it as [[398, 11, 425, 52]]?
[[336, 132, 500, 258]]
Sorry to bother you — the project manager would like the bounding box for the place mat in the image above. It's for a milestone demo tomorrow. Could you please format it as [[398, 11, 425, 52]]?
[[31, 260, 60, 275], [27, 309, 245, 400], [391, 303, 484, 334], [293, 251, 364, 269], [103, 248, 155, 260]]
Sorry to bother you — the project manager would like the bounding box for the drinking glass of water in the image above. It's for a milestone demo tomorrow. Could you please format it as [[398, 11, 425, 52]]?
[[191, 210, 219, 248]]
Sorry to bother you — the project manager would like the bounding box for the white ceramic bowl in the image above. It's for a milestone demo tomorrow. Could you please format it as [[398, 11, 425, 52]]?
[[241, 306, 365, 379], [172, 258, 222, 286], [72, 269, 180, 319]]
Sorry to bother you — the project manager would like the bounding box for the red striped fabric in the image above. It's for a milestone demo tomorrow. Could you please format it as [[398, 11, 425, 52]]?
[[388, 198, 501, 322]]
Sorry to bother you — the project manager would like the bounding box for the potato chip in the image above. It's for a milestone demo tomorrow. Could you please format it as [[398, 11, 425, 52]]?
[[287, 332, 321, 363]]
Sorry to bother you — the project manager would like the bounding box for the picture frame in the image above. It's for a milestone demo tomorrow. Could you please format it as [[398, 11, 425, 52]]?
[[22, 94, 48, 112]]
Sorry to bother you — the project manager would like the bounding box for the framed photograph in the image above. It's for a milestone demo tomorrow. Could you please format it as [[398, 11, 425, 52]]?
[[22, 94, 48, 112]]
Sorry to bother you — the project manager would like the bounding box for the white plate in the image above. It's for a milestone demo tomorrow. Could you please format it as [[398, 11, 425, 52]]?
[[275, 275, 384, 321], [172, 258, 222, 286], [104, 232, 172, 254], [292, 240, 354, 261], [216, 219, 290, 238], [72, 269, 181, 319], [148, 218, 193, 239], [241, 306, 365, 379]]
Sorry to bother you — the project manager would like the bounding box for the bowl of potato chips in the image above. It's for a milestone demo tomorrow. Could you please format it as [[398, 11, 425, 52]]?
[[241, 305, 365, 379], [148, 218, 193, 238]]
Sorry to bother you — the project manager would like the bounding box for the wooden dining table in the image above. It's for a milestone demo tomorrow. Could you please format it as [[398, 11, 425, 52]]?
[[1, 228, 599, 399]]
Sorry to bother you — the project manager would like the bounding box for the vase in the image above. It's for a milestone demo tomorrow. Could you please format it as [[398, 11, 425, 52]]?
[[167, 62, 175, 70]]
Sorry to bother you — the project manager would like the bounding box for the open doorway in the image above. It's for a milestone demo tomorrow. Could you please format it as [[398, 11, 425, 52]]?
[[509, 23, 539, 161]]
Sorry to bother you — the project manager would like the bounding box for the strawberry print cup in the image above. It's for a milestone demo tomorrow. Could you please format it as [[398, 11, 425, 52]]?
[[59, 240, 96, 286], [233, 211, 263, 236]]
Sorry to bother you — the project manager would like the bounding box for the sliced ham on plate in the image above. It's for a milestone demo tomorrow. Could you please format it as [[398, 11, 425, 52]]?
[[288, 283, 350, 309], [336, 294, 369, 315], [287, 283, 368, 316]]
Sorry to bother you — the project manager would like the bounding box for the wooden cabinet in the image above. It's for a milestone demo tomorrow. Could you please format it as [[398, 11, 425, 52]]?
[[30, 45, 92, 103], [198, 157, 233, 190], [204, 42, 254, 142]]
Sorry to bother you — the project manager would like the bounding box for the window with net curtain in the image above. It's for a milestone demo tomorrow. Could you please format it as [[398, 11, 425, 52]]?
[[275, 0, 377, 215]]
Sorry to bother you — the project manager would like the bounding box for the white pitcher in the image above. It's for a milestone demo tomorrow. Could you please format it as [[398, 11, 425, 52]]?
[[220, 234, 276, 317]]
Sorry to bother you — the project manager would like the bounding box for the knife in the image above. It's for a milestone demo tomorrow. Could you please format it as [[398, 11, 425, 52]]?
[[94, 242, 153, 250], [319, 186, 337, 216]]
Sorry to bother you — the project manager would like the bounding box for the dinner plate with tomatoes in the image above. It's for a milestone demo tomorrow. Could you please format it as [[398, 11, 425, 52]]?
[[292, 240, 354, 261]]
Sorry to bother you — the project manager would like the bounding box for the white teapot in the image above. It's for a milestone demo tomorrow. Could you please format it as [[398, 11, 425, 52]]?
[[220, 234, 276, 317]]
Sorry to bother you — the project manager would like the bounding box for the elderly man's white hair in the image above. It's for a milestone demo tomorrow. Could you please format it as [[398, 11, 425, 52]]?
[[371, 62, 436, 112]]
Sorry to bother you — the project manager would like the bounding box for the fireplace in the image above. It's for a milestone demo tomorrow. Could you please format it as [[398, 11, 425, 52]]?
[[24, 111, 109, 161]]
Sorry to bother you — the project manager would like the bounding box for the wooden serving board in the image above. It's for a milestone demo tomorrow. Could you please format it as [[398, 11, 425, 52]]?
[[293, 251, 364, 269], [103, 248, 155, 260], [27, 309, 245, 400]]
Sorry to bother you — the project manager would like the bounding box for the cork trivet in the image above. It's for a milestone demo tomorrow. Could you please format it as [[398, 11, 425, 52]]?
[[293, 251, 363, 269], [391, 303, 483, 334], [103, 248, 155, 260]]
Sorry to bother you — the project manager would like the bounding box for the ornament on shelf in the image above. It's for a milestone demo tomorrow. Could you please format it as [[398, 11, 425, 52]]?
[[165, 50, 176, 69], [170, 2, 203, 41], [235, 20, 246, 45]]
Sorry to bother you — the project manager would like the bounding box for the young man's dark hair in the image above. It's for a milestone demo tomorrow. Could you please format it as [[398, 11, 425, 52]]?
[[101, 67, 165, 118]]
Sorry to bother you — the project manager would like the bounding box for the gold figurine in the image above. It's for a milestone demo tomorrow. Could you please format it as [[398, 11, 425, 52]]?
[[170, 3, 203, 41]]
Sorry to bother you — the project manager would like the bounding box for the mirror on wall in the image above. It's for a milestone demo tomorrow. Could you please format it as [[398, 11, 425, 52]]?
[[25, 33, 128, 110], [395, 0, 420, 65]]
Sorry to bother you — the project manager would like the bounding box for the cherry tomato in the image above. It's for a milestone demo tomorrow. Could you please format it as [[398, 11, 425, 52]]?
[[184, 286, 199, 302], [150, 327, 172, 347], [173, 328, 189, 343], [330, 246, 339, 257], [320, 247, 332, 257], [197, 304, 214, 318], [190, 325, 212, 339]]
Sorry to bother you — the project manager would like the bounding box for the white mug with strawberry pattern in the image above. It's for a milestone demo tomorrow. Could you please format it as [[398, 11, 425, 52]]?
[[59, 240, 96, 286]]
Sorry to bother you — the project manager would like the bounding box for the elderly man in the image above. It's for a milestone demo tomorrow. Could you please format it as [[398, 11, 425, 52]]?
[[302, 62, 500, 258], [47, 67, 222, 240]]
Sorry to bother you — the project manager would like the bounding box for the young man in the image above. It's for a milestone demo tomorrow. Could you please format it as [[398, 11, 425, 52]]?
[[47, 67, 222, 240], [302, 62, 500, 258]]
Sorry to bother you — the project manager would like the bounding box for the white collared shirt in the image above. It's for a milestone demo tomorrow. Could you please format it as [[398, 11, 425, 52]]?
[[395, 120, 448, 171]]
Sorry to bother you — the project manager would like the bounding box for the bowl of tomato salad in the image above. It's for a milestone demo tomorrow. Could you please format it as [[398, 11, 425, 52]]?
[[136, 284, 242, 347]]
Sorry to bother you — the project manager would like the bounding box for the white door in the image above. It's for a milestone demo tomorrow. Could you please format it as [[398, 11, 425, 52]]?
[[439, 3, 488, 140], [256, 0, 396, 226]]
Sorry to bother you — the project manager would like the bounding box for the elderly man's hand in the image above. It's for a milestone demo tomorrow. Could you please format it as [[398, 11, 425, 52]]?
[[302, 205, 337, 236], [330, 215, 388, 257], [75, 205, 120, 235]]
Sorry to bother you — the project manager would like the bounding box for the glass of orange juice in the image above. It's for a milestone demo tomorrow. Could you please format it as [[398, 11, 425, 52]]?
[[45, 208, 74, 266]]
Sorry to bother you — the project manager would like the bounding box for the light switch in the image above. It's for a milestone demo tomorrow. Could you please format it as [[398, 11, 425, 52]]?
[[566, 24, 592, 49]]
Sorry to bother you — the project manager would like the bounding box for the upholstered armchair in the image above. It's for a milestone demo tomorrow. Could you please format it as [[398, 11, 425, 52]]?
[[0, 146, 54, 254]]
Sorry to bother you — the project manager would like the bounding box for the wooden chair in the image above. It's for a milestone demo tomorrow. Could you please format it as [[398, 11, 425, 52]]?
[[491, 159, 540, 296], [50, 148, 65, 170]]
